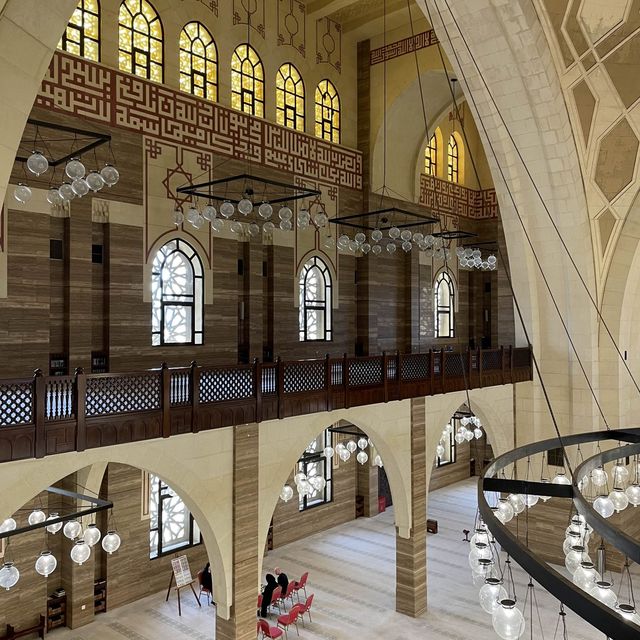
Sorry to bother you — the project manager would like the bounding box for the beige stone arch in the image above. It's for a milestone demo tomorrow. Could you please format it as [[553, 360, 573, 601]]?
[[0, 432, 234, 617], [257, 402, 414, 575]]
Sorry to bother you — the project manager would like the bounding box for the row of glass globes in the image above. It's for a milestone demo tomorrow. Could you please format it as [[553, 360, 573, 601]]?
[[580, 461, 640, 518], [14, 152, 120, 206], [435, 417, 484, 459], [456, 247, 498, 271], [560, 515, 640, 624], [279, 438, 384, 502], [332, 229, 451, 257]]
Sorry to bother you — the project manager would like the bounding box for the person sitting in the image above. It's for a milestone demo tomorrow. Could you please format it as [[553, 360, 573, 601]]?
[[259, 573, 278, 618], [199, 562, 216, 606], [274, 567, 288, 594]]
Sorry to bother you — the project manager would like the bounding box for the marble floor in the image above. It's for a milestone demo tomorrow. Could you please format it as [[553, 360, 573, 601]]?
[[52, 479, 604, 639]]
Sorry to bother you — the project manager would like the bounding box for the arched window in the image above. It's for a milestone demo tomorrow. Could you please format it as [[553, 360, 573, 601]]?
[[425, 133, 438, 176], [315, 80, 340, 144], [151, 239, 203, 346], [231, 44, 264, 117], [276, 63, 305, 131], [299, 256, 332, 341], [434, 271, 455, 338], [118, 0, 163, 83], [58, 0, 100, 61], [447, 134, 460, 183], [179, 22, 217, 101], [298, 430, 333, 511]]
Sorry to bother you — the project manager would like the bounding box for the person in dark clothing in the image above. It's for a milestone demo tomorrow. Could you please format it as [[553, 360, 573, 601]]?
[[274, 567, 289, 594], [201, 562, 213, 593], [259, 573, 278, 618]]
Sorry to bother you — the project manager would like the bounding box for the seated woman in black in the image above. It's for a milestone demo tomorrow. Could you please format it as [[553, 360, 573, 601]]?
[[274, 567, 288, 594], [260, 573, 278, 618]]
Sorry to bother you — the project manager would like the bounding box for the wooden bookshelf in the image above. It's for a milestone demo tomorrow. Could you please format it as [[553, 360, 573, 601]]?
[[94, 579, 107, 614], [46, 593, 67, 631]]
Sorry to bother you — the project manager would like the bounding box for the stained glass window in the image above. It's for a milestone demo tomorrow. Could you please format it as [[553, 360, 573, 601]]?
[[299, 256, 332, 341], [231, 44, 264, 117], [298, 430, 333, 511], [179, 22, 217, 101], [58, 0, 100, 61], [276, 63, 305, 131], [149, 474, 201, 559], [425, 133, 438, 176], [435, 271, 455, 338], [448, 134, 459, 183], [315, 80, 340, 143], [119, 0, 163, 82], [151, 239, 203, 346]]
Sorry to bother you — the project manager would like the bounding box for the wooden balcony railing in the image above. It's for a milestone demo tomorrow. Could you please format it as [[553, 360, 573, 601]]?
[[0, 346, 532, 463]]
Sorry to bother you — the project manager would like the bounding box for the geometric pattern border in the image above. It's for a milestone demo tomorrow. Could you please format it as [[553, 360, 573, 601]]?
[[36, 52, 362, 191], [419, 174, 498, 220], [370, 29, 439, 66]]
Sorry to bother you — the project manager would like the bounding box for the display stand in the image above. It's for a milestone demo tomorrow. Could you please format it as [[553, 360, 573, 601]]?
[[165, 555, 201, 616]]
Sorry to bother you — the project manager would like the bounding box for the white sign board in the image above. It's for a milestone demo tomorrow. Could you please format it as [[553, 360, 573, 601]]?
[[171, 555, 193, 588]]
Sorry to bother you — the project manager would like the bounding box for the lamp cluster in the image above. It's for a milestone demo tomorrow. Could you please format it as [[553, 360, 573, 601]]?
[[436, 415, 483, 461], [0, 512, 121, 591], [175, 199, 328, 236], [580, 459, 640, 518], [279, 437, 383, 503], [15, 152, 120, 206], [456, 247, 497, 271], [327, 230, 452, 257]]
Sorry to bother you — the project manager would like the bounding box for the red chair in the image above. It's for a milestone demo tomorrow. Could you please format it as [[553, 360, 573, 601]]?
[[270, 586, 282, 614], [298, 593, 314, 624], [257, 619, 284, 639], [257, 594, 263, 609], [197, 569, 213, 605], [277, 604, 303, 639], [292, 572, 308, 602], [281, 581, 296, 608]]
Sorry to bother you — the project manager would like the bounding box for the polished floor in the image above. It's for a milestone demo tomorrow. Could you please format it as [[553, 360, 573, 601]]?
[[53, 479, 603, 639]]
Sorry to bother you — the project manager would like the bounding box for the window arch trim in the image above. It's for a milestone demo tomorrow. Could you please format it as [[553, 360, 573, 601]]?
[[299, 255, 333, 342], [179, 21, 218, 101], [276, 62, 305, 131], [434, 270, 455, 339]]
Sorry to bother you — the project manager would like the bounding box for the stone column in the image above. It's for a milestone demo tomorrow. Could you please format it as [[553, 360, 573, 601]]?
[[216, 423, 260, 640], [396, 398, 427, 617]]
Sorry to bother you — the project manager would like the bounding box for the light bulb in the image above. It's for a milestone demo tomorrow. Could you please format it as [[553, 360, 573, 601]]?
[[278, 206, 292, 221], [202, 205, 217, 221], [86, 171, 105, 191], [314, 212, 328, 227], [479, 578, 507, 614], [612, 463, 629, 486], [626, 483, 640, 506], [248, 222, 260, 236], [388, 226, 400, 239], [298, 209, 310, 227], [508, 494, 526, 515], [565, 545, 590, 575], [374, 454, 383, 467], [339, 448, 350, 462], [552, 471, 571, 485], [372, 244, 382, 255], [492, 599, 525, 640], [230, 220, 243, 233], [100, 164, 119, 187], [65, 158, 86, 179], [495, 499, 514, 524], [468, 543, 492, 571], [356, 451, 368, 465], [589, 580, 617, 608], [0, 518, 16, 533], [220, 201, 234, 218], [357, 437, 368, 450], [27, 151, 49, 176], [371, 229, 383, 243], [279, 485, 294, 502], [237, 198, 253, 215], [58, 182, 75, 201], [402, 240, 412, 252], [474, 427, 483, 439], [28, 510, 46, 526], [258, 202, 273, 219], [262, 221, 275, 234], [593, 495, 615, 518], [0, 563, 20, 591], [71, 177, 90, 197], [45, 513, 63, 534], [280, 219, 292, 231], [591, 466, 608, 488], [609, 487, 629, 512], [35, 551, 57, 577], [346, 440, 357, 453], [63, 520, 82, 540], [323, 446, 334, 458], [101, 531, 121, 554], [14, 183, 32, 204], [400, 229, 412, 241], [572, 561, 600, 591], [70, 540, 91, 565], [83, 524, 102, 547], [46, 188, 64, 206], [211, 218, 224, 232]]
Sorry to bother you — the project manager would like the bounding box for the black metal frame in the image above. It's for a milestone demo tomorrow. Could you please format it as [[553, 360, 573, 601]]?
[[298, 430, 333, 512], [328, 207, 440, 231], [176, 174, 321, 205], [16, 119, 111, 167], [0, 487, 113, 541], [478, 428, 640, 639], [433, 230, 477, 241], [59, 0, 101, 62]]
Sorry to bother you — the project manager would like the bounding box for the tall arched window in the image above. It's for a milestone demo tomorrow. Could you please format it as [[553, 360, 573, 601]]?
[[179, 22, 217, 101], [119, 0, 163, 83], [434, 271, 455, 338], [151, 239, 203, 346], [425, 133, 438, 176], [276, 63, 305, 131], [58, 0, 100, 61], [299, 256, 332, 341], [315, 80, 340, 144], [447, 134, 460, 183], [231, 44, 264, 117]]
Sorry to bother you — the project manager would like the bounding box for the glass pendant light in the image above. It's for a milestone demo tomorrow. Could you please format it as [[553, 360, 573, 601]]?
[[35, 551, 57, 577], [357, 437, 368, 450], [346, 440, 357, 453], [237, 197, 253, 215], [100, 164, 119, 187], [591, 466, 608, 488], [211, 218, 224, 233], [28, 510, 46, 526], [565, 545, 590, 575], [593, 494, 615, 518], [609, 487, 629, 512], [552, 470, 571, 485], [86, 171, 105, 191], [468, 542, 492, 571], [572, 561, 600, 591], [83, 524, 102, 547], [589, 580, 617, 608], [492, 599, 525, 640], [356, 451, 368, 465], [258, 202, 273, 219], [507, 494, 525, 515], [479, 577, 507, 614], [14, 183, 33, 204], [63, 520, 82, 540], [70, 540, 91, 565], [220, 201, 235, 218], [626, 483, 640, 506], [0, 562, 20, 591], [0, 518, 16, 533], [45, 513, 63, 534], [65, 157, 86, 179], [26, 151, 49, 176], [495, 499, 515, 524], [101, 531, 121, 555], [279, 485, 294, 502]]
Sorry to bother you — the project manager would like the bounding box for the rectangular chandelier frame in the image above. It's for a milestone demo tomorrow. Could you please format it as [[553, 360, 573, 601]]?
[[328, 207, 440, 231]]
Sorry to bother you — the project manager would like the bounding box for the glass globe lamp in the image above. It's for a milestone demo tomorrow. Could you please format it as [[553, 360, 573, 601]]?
[[294, 472, 306, 484], [372, 244, 382, 255], [346, 440, 357, 453], [297, 479, 311, 496], [436, 444, 445, 458], [279, 485, 294, 502], [186, 206, 199, 224], [211, 218, 224, 233], [373, 454, 383, 467], [63, 520, 82, 540], [474, 427, 483, 440], [468, 543, 492, 571], [262, 221, 275, 234], [539, 478, 551, 502], [323, 446, 334, 458], [35, 551, 57, 577], [474, 557, 494, 578], [28, 510, 46, 526], [609, 487, 629, 512], [495, 499, 514, 524], [237, 198, 253, 215], [45, 513, 63, 534], [280, 219, 293, 231], [357, 437, 368, 450], [258, 202, 273, 219], [616, 603, 640, 625], [202, 205, 217, 222], [220, 201, 235, 218], [612, 463, 629, 486], [58, 182, 75, 201], [388, 226, 400, 239], [71, 178, 90, 197], [338, 448, 350, 462], [46, 188, 64, 206], [470, 528, 490, 548], [314, 212, 328, 227], [354, 232, 366, 245], [14, 183, 32, 204], [86, 171, 105, 192], [524, 493, 539, 508], [337, 234, 350, 250], [371, 229, 383, 243], [0, 562, 20, 591], [444, 423, 453, 435], [65, 158, 86, 179], [591, 466, 608, 488], [572, 561, 600, 591], [102, 531, 121, 555], [401, 241, 412, 253], [324, 235, 336, 249], [492, 599, 525, 640], [563, 531, 581, 555], [83, 524, 102, 547], [27, 151, 49, 176], [70, 540, 91, 565], [173, 208, 185, 226], [313, 477, 327, 491], [413, 232, 424, 244], [626, 483, 640, 507], [508, 494, 526, 515], [0, 518, 16, 533], [552, 471, 571, 485], [589, 580, 617, 608], [278, 206, 292, 221], [593, 494, 615, 518], [230, 220, 243, 234], [100, 164, 119, 186], [356, 451, 368, 465], [565, 546, 590, 575], [479, 577, 507, 615], [454, 432, 465, 444]]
